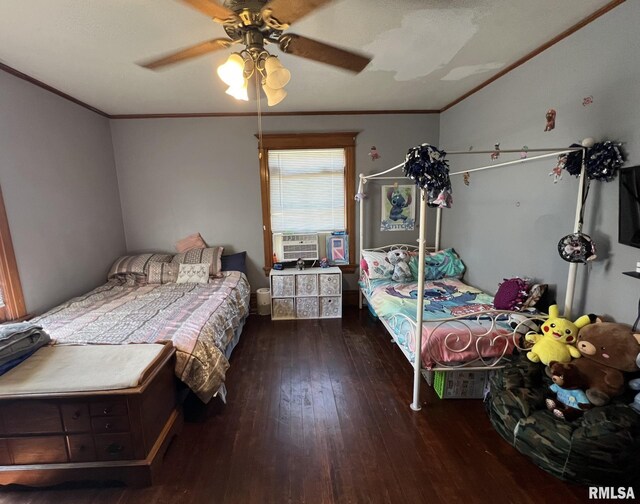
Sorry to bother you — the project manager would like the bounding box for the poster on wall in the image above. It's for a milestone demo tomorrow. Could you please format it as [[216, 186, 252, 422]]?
[[327, 234, 349, 265], [380, 185, 415, 231]]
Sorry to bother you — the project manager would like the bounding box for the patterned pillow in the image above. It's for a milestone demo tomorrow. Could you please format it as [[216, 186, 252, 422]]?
[[175, 233, 207, 253], [409, 248, 466, 280], [176, 263, 210, 284], [147, 262, 179, 284], [171, 246, 224, 278], [361, 250, 394, 279], [108, 253, 173, 280], [494, 277, 530, 311]]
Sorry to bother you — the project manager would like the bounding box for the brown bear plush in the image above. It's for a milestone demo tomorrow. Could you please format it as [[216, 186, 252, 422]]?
[[564, 323, 640, 406], [546, 361, 592, 421]]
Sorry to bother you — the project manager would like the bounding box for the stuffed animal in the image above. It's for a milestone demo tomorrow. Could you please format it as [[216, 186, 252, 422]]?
[[546, 361, 591, 421], [525, 305, 594, 365], [385, 249, 412, 283], [565, 322, 640, 406]]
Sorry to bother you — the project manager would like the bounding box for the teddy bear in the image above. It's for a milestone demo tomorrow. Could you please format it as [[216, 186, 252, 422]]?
[[563, 322, 640, 406], [546, 361, 592, 421], [525, 304, 595, 365], [385, 249, 412, 283]]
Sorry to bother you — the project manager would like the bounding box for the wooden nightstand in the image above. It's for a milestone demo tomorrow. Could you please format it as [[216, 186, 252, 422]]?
[[270, 267, 342, 320]]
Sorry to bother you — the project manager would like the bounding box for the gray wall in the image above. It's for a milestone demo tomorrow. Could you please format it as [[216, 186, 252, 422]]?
[[110, 114, 439, 290], [439, 1, 640, 323], [0, 71, 126, 314]]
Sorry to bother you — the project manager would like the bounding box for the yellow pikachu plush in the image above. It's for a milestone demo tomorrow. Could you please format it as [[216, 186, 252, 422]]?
[[525, 305, 595, 365]]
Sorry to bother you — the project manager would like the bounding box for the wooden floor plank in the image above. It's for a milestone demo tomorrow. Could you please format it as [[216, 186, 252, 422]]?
[[0, 308, 590, 503]]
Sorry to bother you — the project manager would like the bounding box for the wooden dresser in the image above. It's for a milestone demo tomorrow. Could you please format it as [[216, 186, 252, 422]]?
[[0, 343, 182, 487]]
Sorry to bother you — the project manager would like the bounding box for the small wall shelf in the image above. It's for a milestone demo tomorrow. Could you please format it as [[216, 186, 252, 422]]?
[[623, 271, 640, 279]]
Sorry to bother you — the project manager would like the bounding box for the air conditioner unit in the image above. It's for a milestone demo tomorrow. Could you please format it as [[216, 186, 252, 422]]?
[[274, 233, 319, 262]]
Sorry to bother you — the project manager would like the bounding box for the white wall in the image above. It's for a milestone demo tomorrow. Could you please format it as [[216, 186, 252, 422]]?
[[110, 113, 439, 289], [440, 1, 640, 323], [0, 71, 127, 313]]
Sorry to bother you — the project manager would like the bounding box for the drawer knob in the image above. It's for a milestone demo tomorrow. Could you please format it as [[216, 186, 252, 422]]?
[[105, 422, 112, 430], [103, 407, 111, 415], [107, 443, 124, 455], [72, 411, 81, 420]]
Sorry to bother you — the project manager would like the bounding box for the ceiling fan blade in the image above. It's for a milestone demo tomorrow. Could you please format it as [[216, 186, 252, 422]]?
[[139, 38, 233, 70], [179, 0, 237, 22], [279, 34, 371, 73], [262, 0, 333, 28]]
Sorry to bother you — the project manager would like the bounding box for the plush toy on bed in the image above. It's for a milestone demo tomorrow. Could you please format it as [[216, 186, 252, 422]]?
[[546, 361, 592, 421], [385, 249, 412, 283], [525, 304, 595, 365]]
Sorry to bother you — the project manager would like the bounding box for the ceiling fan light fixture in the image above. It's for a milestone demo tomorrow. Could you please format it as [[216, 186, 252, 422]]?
[[262, 82, 287, 107], [217, 53, 246, 87], [226, 79, 249, 101], [264, 55, 291, 89]]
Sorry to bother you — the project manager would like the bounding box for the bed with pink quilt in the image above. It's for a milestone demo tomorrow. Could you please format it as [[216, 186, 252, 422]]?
[[362, 276, 519, 369], [32, 271, 250, 402]]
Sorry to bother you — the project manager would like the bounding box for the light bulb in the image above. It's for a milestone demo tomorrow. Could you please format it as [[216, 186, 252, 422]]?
[[264, 56, 291, 89], [226, 79, 249, 101], [217, 53, 245, 87], [262, 82, 287, 106]]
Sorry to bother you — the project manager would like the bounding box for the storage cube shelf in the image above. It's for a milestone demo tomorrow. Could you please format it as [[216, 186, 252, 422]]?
[[270, 267, 342, 320]]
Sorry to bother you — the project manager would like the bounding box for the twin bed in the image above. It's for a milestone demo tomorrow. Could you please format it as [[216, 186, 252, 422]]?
[[32, 252, 250, 403]]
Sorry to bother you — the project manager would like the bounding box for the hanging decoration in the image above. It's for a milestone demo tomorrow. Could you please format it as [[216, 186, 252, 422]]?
[[545, 109, 556, 131], [558, 233, 597, 263], [369, 146, 381, 161], [403, 144, 452, 208], [562, 140, 625, 181], [550, 156, 565, 183], [491, 143, 501, 160], [582, 96, 594, 107], [463, 172, 471, 186], [520, 146, 529, 159]]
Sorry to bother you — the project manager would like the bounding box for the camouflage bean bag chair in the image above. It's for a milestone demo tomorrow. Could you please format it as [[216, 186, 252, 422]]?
[[485, 356, 640, 486]]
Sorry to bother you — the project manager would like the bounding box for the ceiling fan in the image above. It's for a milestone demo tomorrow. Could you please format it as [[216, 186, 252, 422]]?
[[140, 0, 372, 106]]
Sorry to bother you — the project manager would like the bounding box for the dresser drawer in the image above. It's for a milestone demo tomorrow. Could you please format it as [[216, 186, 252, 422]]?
[[3, 402, 62, 434], [9, 436, 68, 465], [94, 433, 134, 461], [61, 403, 91, 432], [67, 434, 96, 463], [91, 415, 130, 434], [90, 400, 127, 417], [0, 439, 11, 465]]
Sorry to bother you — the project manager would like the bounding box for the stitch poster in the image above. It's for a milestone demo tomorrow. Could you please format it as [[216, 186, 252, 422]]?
[[380, 185, 415, 231]]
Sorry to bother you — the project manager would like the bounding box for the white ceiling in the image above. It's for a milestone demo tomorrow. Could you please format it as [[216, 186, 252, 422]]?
[[0, 0, 613, 115]]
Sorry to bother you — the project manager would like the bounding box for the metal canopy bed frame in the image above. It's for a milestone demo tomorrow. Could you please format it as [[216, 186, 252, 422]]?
[[357, 143, 590, 411]]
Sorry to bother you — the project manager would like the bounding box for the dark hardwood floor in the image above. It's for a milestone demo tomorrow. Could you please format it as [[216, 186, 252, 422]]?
[[0, 308, 590, 503]]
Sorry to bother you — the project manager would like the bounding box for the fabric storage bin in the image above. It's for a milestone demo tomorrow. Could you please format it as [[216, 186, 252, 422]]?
[[319, 274, 341, 295], [320, 297, 341, 318], [296, 274, 318, 296], [296, 298, 319, 319], [272, 275, 295, 297], [272, 299, 295, 319]]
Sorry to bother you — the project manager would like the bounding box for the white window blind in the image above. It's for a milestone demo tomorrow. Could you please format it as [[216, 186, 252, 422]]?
[[269, 148, 346, 233]]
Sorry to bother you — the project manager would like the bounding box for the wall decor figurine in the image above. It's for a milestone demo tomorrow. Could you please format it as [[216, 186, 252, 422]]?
[[582, 96, 594, 107], [545, 108, 556, 131], [550, 155, 566, 183], [369, 146, 381, 161], [380, 185, 415, 231], [520, 146, 529, 159], [463, 172, 471, 186], [491, 143, 501, 160]]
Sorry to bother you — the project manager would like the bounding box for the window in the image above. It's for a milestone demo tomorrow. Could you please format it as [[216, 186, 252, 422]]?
[[259, 133, 357, 273], [0, 185, 26, 321]]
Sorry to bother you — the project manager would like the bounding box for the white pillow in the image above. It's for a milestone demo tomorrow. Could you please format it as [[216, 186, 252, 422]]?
[[176, 263, 210, 284], [361, 250, 393, 279]]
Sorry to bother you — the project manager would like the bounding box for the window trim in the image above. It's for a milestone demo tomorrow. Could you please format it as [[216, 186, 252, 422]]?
[[258, 132, 358, 274], [0, 185, 26, 321]]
